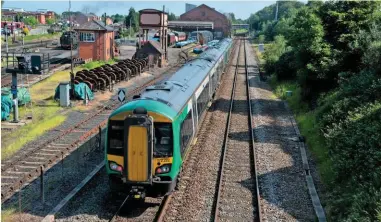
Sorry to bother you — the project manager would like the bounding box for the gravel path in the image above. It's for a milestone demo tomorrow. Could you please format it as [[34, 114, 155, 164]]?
[[247, 41, 316, 221]]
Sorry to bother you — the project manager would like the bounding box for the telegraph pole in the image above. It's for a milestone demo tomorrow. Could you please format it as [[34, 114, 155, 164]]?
[[129, 18, 132, 38], [275, 1, 279, 21], [69, 0, 74, 98]]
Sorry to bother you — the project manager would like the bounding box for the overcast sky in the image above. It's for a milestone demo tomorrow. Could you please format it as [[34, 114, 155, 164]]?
[[2, 1, 279, 20]]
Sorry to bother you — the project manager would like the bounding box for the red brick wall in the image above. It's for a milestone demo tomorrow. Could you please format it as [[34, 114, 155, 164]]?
[[37, 14, 46, 24], [180, 5, 230, 37], [78, 31, 114, 61]]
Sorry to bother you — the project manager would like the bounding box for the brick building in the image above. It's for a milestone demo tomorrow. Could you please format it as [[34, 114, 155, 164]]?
[[1, 9, 55, 24], [179, 4, 231, 38], [73, 13, 101, 25], [105, 17, 113, 25], [74, 20, 115, 61]]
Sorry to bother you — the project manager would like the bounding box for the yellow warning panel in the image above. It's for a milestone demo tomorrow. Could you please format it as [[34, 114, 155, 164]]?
[[108, 154, 124, 167], [127, 126, 148, 181]]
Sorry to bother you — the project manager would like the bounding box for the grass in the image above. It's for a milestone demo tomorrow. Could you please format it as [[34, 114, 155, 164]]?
[[0, 32, 61, 46], [268, 75, 334, 185], [23, 32, 61, 42], [235, 28, 249, 34], [1, 59, 116, 160], [81, 59, 116, 70], [1, 208, 16, 222]]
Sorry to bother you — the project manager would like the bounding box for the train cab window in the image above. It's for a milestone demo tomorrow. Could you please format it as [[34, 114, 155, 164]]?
[[153, 123, 173, 157], [108, 120, 124, 155]]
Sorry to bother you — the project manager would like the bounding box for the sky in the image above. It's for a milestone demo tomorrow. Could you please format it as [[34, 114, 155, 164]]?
[[2, 1, 278, 20]]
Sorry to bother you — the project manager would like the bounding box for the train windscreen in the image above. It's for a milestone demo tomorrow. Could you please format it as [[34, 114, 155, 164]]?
[[153, 123, 173, 157], [108, 120, 124, 156]]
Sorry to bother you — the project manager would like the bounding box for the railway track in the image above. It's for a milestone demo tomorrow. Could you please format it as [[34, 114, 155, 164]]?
[[212, 38, 261, 221], [108, 195, 170, 222], [1, 39, 58, 53], [1, 47, 192, 203]]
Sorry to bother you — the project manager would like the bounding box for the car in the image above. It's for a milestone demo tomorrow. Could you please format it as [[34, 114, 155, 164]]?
[[2, 28, 11, 36]]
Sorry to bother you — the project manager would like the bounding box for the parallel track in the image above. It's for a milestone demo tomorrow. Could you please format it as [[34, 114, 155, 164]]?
[[108, 195, 171, 222], [1, 46, 193, 203], [213, 38, 261, 221]]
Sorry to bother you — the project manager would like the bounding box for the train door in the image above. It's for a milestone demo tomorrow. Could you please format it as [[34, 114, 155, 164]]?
[[124, 113, 154, 183]]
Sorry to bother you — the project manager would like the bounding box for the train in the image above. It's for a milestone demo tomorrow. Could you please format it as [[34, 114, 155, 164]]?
[[152, 31, 187, 47], [190, 30, 213, 45], [174, 31, 186, 42], [60, 31, 78, 50], [105, 38, 233, 199]]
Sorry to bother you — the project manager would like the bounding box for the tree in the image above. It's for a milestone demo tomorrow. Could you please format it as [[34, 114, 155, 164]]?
[[288, 7, 333, 98], [46, 18, 55, 25], [168, 12, 177, 21], [125, 7, 139, 32], [319, 1, 380, 74], [15, 12, 23, 22], [263, 35, 288, 75], [246, 1, 304, 35], [111, 13, 125, 23], [23, 16, 38, 26]]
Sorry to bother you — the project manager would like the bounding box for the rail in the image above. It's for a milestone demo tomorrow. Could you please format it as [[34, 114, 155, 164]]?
[[212, 38, 262, 221]]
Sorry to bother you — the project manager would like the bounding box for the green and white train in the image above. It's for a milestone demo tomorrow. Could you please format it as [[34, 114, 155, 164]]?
[[105, 38, 233, 199]]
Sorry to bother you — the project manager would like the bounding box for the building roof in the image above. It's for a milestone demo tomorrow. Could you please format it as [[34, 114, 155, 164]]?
[[138, 8, 168, 15], [147, 40, 163, 54], [74, 19, 114, 31], [180, 4, 226, 19]]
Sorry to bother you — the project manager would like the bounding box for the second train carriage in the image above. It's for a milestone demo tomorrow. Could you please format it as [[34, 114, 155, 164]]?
[[105, 38, 233, 199]]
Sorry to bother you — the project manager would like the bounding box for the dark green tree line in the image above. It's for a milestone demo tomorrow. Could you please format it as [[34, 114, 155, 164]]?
[[259, 1, 381, 221]]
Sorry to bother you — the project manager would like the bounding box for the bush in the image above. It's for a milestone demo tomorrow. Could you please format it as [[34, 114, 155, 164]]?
[[274, 50, 296, 80], [23, 16, 38, 26], [324, 101, 381, 221], [46, 18, 55, 25], [258, 34, 265, 43], [263, 35, 287, 75]]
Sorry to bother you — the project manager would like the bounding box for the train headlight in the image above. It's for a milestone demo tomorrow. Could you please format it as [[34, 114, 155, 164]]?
[[156, 164, 171, 174], [109, 162, 123, 172]]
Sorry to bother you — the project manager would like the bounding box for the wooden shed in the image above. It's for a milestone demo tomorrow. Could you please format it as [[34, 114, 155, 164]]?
[[74, 20, 115, 61], [134, 40, 164, 68]]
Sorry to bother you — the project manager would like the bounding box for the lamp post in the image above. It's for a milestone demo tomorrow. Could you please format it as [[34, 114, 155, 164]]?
[[69, 0, 75, 98], [4, 22, 9, 53]]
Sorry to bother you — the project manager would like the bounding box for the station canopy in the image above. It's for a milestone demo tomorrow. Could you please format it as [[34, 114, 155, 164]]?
[[168, 21, 214, 32]]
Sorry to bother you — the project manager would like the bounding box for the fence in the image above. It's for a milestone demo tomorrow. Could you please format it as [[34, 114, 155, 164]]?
[[115, 37, 137, 46], [1, 127, 106, 220]]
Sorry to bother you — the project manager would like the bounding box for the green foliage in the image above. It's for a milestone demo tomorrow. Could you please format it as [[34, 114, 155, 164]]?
[[125, 7, 139, 32], [288, 7, 333, 99], [320, 1, 381, 74], [246, 1, 304, 35], [46, 18, 55, 25], [263, 35, 287, 75], [168, 12, 177, 21], [235, 29, 248, 34], [258, 34, 265, 43], [258, 1, 381, 221], [111, 13, 125, 23], [23, 16, 38, 26]]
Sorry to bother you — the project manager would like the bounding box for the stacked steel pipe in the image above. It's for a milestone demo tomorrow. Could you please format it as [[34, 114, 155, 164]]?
[[73, 58, 148, 91]]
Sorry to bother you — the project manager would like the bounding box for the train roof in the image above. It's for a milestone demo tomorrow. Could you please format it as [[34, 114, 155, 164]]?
[[136, 38, 232, 115]]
